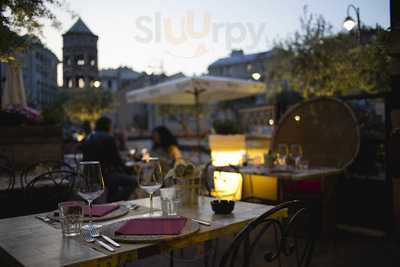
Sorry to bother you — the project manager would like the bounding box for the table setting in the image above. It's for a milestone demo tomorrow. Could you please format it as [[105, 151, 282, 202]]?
[[36, 159, 232, 255]]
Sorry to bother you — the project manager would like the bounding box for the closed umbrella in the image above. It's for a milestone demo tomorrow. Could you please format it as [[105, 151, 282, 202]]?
[[1, 63, 27, 109]]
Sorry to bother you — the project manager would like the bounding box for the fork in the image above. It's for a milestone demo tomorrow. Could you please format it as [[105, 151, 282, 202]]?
[[89, 226, 120, 247], [82, 230, 115, 252]]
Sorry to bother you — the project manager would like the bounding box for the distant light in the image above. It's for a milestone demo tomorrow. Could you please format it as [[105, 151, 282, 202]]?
[[343, 16, 356, 31], [145, 66, 153, 75], [93, 80, 101, 88], [252, 72, 261, 80], [294, 115, 301, 122], [268, 119, 274, 126]]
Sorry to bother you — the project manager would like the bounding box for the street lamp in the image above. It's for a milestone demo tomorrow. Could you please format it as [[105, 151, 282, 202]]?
[[343, 4, 361, 42], [251, 72, 261, 81], [93, 80, 101, 88]]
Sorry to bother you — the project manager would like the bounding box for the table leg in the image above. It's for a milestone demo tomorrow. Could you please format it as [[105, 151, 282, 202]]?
[[170, 250, 174, 267]]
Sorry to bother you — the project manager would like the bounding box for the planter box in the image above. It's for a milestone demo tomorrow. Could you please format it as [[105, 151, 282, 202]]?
[[0, 126, 63, 169]]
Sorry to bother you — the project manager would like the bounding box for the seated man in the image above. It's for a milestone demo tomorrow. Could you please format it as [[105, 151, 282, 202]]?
[[82, 116, 137, 202]]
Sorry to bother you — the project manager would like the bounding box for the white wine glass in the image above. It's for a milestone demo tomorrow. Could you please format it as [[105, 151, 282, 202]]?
[[277, 144, 289, 166], [138, 157, 163, 216], [77, 161, 105, 230], [290, 144, 303, 168]]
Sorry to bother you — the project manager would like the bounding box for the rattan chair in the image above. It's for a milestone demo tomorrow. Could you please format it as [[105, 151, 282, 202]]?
[[271, 97, 360, 169], [219, 200, 317, 267]]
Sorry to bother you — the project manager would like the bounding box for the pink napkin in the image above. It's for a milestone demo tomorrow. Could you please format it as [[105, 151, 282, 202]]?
[[83, 204, 119, 217], [115, 217, 187, 235]]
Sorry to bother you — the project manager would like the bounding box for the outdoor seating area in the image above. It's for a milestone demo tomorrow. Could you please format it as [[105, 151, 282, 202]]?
[[1, 1, 400, 267]]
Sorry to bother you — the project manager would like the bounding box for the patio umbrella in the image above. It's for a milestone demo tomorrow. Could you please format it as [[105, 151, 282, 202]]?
[[126, 75, 265, 160], [1, 63, 27, 109]]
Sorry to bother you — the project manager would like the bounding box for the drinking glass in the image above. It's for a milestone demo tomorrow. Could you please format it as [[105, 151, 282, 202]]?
[[277, 144, 289, 166], [77, 161, 105, 230], [160, 187, 179, 216], [59, 201, 84, 237], [290, 144, 303, 168], [138, 157, 163, 216]]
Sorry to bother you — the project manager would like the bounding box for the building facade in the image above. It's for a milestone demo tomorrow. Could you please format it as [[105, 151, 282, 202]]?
[[208, 49, 273, 81], [62, 18, 99, 89], [99, 67, 140, 92], [0, 36, 59, 109]]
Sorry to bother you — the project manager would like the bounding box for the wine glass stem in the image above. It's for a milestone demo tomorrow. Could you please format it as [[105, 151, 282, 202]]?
[[149, 193, 153, 215], [88, 200, 93, 225]]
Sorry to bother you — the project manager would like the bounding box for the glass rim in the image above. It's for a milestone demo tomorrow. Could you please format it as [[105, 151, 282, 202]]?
[[58, 200, 85, 207], [79, 161, 100, 165]]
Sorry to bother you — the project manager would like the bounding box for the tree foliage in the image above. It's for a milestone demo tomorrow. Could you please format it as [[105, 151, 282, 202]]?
[[0, 0, 63, 62], [64, 88, 114, 123], [265, 7, 391, 98]]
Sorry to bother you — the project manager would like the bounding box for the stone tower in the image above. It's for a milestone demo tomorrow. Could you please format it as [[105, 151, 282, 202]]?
[[62, 18, 98, 89]]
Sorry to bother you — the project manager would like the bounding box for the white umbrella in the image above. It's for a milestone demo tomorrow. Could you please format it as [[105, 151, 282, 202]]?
[[1, 63, 27, 109], [126, 75, 265, 160], [127, 75, 265, 105]]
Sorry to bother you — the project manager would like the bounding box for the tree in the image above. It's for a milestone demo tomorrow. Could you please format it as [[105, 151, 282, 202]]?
[[265, 7, 391, 98], [0, 0, 66, 62], [64, 88, 114, 124]]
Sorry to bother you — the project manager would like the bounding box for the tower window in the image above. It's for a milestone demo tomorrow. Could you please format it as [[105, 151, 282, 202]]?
[[65, 57, 71, 66], [108, 80, 112, 88], [90, 59, 96, 66], [77, 77, 85, 88], [76, 55, 85, 65], [66, 78, 73, 88]]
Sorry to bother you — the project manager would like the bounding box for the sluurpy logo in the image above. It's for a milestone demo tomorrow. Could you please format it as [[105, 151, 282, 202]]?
[[133, 11, 268, 59]]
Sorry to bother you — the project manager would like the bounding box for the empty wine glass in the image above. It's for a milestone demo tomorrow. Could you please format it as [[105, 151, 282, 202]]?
[[77, 161, 105, 230], [138, 157, 163, 216], [277, 144, 289, 166], [290, 144, 303, 168]]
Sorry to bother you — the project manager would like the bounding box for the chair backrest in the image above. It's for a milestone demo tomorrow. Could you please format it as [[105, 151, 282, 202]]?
[[0, 154, 16, 192], [272, 97, 360, 169], [24, 170, 77, 214], [219, 200, 317, 267], [20, 160, 74, 189]]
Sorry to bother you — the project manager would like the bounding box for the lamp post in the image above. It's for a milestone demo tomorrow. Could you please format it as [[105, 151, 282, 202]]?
[[343, 4, 361, 43]]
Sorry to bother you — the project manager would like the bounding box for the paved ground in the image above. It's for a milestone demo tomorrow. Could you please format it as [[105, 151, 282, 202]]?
[[127, 230, 400, 267]]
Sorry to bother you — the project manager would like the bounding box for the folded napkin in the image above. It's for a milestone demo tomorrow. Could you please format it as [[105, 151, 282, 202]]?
[[84, 204, 119, 217], [115, 217, 187, 235]]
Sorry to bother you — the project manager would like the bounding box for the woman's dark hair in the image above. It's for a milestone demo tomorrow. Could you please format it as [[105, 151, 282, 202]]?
[[95, 116, 112, 132], [152, 126, 178, 150]]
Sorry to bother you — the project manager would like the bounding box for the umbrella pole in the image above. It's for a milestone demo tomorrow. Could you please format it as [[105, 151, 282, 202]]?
[[194, 89, 202, 163]]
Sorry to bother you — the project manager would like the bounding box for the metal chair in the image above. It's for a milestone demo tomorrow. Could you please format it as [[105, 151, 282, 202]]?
[[219, 200, 317, 267], [23, 170, 77, 214], [20, 160, 74, 189], [0, 154, 16, 192]]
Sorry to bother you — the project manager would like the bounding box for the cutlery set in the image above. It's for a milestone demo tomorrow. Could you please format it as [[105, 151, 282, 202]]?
[[82, 226, 120, 252]]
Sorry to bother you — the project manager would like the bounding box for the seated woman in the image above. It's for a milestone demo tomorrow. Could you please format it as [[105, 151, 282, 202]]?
[[82, 117, 137, 202], [151, 126, 182, 170]]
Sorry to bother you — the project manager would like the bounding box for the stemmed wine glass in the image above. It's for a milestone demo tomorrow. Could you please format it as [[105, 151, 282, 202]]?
[[77, 161, 105, 230], [290, 144, 303, 169], [277, 144, 289, 166], [138, 157, 163, 216]]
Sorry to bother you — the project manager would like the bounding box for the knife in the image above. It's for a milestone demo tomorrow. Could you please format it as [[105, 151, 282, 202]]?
[[101, 235, 120, 247], [95, 240, 115, 252], [191, 218, 211, 226]]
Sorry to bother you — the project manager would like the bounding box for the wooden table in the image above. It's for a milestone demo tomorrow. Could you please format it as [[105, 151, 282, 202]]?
[[240, 166, 343, 200], [0, 197, 274, 267], [240, 167, 343, 236]]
